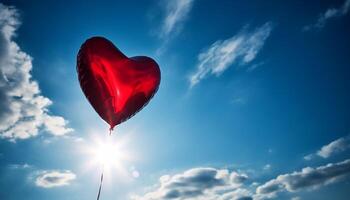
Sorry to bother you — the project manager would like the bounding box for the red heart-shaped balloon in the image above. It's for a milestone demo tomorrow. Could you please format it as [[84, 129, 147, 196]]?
[[77, 37, 161, 130]]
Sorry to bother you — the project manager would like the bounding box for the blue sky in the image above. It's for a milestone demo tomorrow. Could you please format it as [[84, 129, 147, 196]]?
[[0, 0, 350, 199]]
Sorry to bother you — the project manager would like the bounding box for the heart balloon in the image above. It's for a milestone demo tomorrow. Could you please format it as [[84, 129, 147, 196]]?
[[77, 37, 161, 130]]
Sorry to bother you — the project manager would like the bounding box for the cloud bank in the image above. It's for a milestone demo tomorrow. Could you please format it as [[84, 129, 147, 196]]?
[[131, 167, 252, 200], [133, 159, 350, 200], [35, 170, 76, 188], [256, 159, 350, 198], [0, 3, 72, 140], [189, 22, 273, 87], [304, 0, 350, 31]]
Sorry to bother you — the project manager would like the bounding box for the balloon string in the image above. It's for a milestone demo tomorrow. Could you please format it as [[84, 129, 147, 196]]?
[[96, 169, 104, 200], [96, 128, 113, 200]]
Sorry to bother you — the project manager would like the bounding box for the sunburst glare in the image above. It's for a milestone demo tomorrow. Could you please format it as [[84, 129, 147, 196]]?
[[79, 130, 137, 180]]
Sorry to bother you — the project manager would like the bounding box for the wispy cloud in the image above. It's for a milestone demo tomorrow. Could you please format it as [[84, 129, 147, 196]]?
[[246, 61, 265, 72], [304, 135, 350, 160], [160, 0, 194, 39], [231, 97, 247, 105], [0, 3, 73, 141], [156, 0, 194, 54], [189, 22, 273, 87], [303, 154, 314, 161], [303, 0, 350, 31], [35, 170, 76, 188], [8, 163, 32, 170], [263, 164, 271, 171]]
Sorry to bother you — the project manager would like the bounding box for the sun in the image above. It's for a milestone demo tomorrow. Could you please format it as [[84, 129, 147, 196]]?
[[80, 132, 135, 177], [92, 137, 129, 172], [93, 143, 121, 166]]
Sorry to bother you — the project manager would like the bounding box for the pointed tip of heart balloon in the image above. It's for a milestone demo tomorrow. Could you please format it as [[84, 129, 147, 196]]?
[[109, 126, 114, 135]]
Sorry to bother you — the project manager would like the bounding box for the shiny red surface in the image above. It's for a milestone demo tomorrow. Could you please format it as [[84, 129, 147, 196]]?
[[77, 37, 161, 130]]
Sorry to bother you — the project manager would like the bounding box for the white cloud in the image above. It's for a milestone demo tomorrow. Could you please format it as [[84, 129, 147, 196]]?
[[231, 97, 246, 105], [317, 136, 350, 158], [130, 166, 140, 178], [35, 170, 76, 188], [304, 135, 350, 160], [156, 0, 194, 54], [303, 0, 350, 31], [133, 159, 350, 200], [231, 171, 248, 185], [8, 163, 32, 169], [160, 0, 194, 39], [132, 170, 140, 178], [0, 3, 73, 141], [189, 22, 273, 87], [131, 167, 253, 200], [246, 61, 265, 72], [303, 154, 314, 161], [256, 159, 350, 198], [263, 164, 271, 171]]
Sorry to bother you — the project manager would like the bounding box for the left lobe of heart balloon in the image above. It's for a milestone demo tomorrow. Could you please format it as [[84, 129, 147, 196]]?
[[77, 37, 161, 130]]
